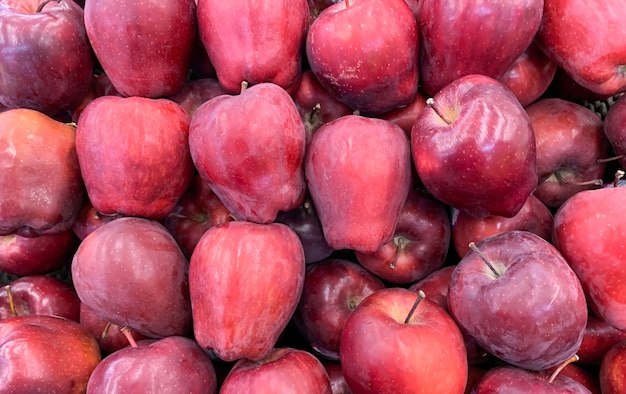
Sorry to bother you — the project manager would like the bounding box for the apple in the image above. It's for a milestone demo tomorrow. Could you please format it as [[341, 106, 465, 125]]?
[[322, 362, 352, 394], [340, 287, 468, 393], [552, 186, 626, 331], [0, 229, 79, 276], [305, 115, 412, 253], [86, 334, 217, 394], [472, 363, 592, 393], [72, 217, 193, 338], [189, 82, 307, 224], [306, 0, 419, 115], [72, 198, 121, 241], [603, 94, 626, 169], [448, 231, 588, 371], [416, 0, 544, 96], [79, 303, 148, 355], [76, 96, 194, 220], [526, 97, 609, 207], [355, 188, 451, 284], [378, 88, 429, 137], [220, 347, 332, 393], [167, 78, 227, 118], [451, 194, 554, 258], [548, 363, 602, 394], [0, 0, 94, 116], [412, 74, 538, 218], [536, 0, 626, 97], [577, 312, 626, 365], [0, 314, 101, 393], [293, 258, 385, 360], [84, 0, 195, 98], [189, 221, 305, 362], [197, 0, 308, 94], [599, 340, 626, 394], [0, 108, 84, 237]]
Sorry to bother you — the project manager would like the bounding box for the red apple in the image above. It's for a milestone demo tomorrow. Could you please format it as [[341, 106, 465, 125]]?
[[166, 77, 227, 117], [306, 0, 419, 115], [305, 115, 412, 253], [76, 96, 194, 220], [0, 108, 84, 237], [355, 188, 451, 284], [416, 0, 543, 96], [603, 94, 626, 169], [448, 231, 588, 371], [71, 198, 121, 241], [189, 82, 307, 224], [197, 0, 308, 94], [599, 340, 626, 394], [323, 362, 352, 394], [378, 88, 429, 137], [577, 313, 626, 365], [548, 67, 615, 103], [0, 0, 94, 116], [79, 303, 148, 355], [472, 364, 592, 393], [189, 221, 305, 362], [340, 287, 468, 393], [412, 74, 538, 218], [549, 364, 602, 394], [84, 0, 195, 98]]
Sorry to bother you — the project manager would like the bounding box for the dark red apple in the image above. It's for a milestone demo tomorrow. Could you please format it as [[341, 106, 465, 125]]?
[[166, 78, 227, 117], [599, 340, 626, 394], [378, 88, 429, 137], [472, 364, 592, 393], [603, 93, 626, 169], [322, 362, 352, 394], [577, 313, 626, 365], [79, 303, 148, 355], [72, 198, 121, 241]]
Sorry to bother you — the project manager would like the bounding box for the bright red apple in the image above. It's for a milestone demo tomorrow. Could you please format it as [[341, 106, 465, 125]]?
[[577, 312, 626, 366], [599, 340, 626, 394]]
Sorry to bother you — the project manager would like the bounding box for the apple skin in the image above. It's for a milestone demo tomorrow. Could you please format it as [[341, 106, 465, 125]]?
[[72, 217, 193, 339], [448, 231, 588, 371], [0, 314, 102, 393], [189, 82, 307, 224], [549, 364, 602, 394], [0, 0, 94, 116], [0, 108, 84, 237], [355, 188, 451, 284], [72, 198, 121, 241], [378, 88, 428, 137], [526, 97, 609, 208], [220, 347, 332, 394], [577, 313, 626, 365], [76, 96, 194, 220], [293, 258, 385, 360], [79, 303, 148, 355], [552, 187, 626, 331], [322, 362, 352, 394], [306, 0, 419, 115], [536, 0, 626, 97], [305, 115, 412, 254], [84, 0, 195, 98], [340, 287, 468, 394], [599, 340, 626, 394], [197, 0, 308, 94], [472, 365, 592, 393], [603, 94, 626, 169], [86, 336, 217, 394], [451, 194, 554, 258], [189, 221, 305, 362], [166, 78, 227, 118], [0, 229, 79, 276], [416, 0, 544, 96], [412, 74, 538, 218]]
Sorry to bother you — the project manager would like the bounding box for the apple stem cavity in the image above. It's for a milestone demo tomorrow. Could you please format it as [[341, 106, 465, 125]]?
[[426, 98, 454, 125], [390, 235, 409, 269], [469, 242, 501, 278], [120, 326, 138, 348], [36, 0, 61, 13], [404, 290, 426, 324], [3, 285, 16, 316], [548, 354, 580, 384], [554, 170, 603, 187], [304, 103, 322, 131]]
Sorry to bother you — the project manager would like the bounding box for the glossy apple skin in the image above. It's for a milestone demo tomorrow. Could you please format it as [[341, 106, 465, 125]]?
[[0, 0, 94, 116], [448, 231, 587, 371], [72, 198, 121, 241], [577, 313, 626, 365], [197, 0, 308, 94], [221, 347, 332, 394], [72, 217, 192, 339], [189, 83, 307, 224], [536, 0, 626, 96], [84, 0, 195, 98], [526, 98, 609, 207], [76, 96, 194, 220], [86, 336, 217, 394], [603, 94, 626, 169], [412, 74, 538, 218], [355, 189, 451, 284], [472, 365, 592, 394], [498, 41, 557, 107], [307, 0, 419, 115], [551, 364, 602, 394], [0, 315, 102, 393], [0, 276, 80, 321], [79, 303, 148, 355], [322, 362, 352, 394], [0, 229, 79, 276], [166, 78, 227, 118], [293, 259, 385, 360], [599, 340, 626, 394], [0, 108, 84, 237], [552, 187, 626, 331], [378, 88, 428, 137], [416, 0, 543, 96], [452, 194, 553, 257], [305, 115, 412, 253], [189, 221, 305, 362]]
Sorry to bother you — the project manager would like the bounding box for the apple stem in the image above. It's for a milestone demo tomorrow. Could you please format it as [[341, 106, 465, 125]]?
[[3, 285, 16, 316], [554, 170, 603, 187], [596, 154, 624, 163], [36, 0, 60, 13], [426, 98, 455, 125], [548, 354, 579, 384], [390, 235, 409, 269], [101, 322, 112, 339], [613, 169, 625, 187], [120, 326, 138, 348], [404, 290, 426, 324], [468, 242, 500, 278], [240, 81, 249, 94], [304, 103, 322, 132]]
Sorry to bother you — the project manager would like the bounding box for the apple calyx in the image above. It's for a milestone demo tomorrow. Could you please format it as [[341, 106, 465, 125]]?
[[36, 0, 61, 13], [468, 242, 504, 279], [389, 235, 411, 269], [547, 354, 579, 384], [3, 285, 17, 316], [426, 98, 456, 125], [120, 326, 138, 348], [404, 290, 426, 324], [553, 169, 603, 187]]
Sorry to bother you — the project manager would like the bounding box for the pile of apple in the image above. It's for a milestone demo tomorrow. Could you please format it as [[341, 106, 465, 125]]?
[[2, 0, 626, 392]]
